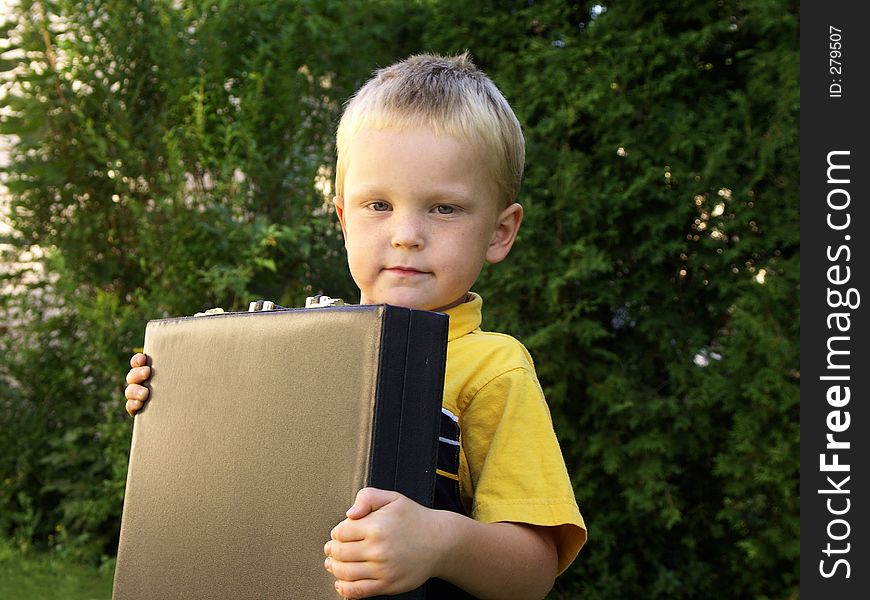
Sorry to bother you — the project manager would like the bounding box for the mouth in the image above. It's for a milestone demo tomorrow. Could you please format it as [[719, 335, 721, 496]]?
[[384, 266, 429, 276]]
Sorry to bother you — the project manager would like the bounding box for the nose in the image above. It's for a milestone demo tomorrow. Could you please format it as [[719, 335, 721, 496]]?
[[390, 213, 425, 250]]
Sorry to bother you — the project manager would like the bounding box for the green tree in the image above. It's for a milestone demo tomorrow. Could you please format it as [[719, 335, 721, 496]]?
[[2, 1, 799, 597], [1, 0, 422, 561], [421, 1, 799, 597]]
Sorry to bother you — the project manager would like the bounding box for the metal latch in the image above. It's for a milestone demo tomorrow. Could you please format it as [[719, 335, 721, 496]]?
[[194, 296, 344, 316], [193, 307, 226, 317], [248, 300, 287, 312], [304, 295, 345, 308]]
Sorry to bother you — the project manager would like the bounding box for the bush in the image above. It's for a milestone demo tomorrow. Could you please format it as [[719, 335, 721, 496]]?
[[1, 1, 798, 597]]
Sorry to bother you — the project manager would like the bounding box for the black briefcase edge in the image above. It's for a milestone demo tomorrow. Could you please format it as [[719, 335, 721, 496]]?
[[368, 307, 448, 600]]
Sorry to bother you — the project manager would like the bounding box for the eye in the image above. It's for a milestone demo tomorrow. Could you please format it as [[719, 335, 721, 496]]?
[[368, 201, 390, 212], [434, 204, 454, 215]]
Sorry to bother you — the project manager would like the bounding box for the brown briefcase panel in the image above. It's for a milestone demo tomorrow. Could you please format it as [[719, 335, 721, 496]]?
[[113, 304, 447, 600]]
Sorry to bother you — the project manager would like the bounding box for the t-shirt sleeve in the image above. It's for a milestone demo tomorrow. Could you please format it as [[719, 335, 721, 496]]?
[[459, 360, 587, 574]]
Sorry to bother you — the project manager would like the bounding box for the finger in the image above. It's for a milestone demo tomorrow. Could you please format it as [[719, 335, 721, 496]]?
[[325, 539, 369, 562], [125, 366, 151, 385], [125, 383, 149, 402], [125, 399, 143, 417], [331, 519, 367, 543], [325, 558, 380, 584], [130, 353, 148, 368], [335, 578, 382, 599], [347, 487, 399, 519]]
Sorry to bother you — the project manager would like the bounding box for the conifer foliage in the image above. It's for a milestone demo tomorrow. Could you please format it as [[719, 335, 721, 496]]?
[[1, 1, 798, 597]]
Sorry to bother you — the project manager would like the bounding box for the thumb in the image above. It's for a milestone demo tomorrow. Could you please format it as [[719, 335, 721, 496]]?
[[346, 487, 399, 519]]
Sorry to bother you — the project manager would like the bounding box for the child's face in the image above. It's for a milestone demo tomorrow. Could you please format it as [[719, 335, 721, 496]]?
[[335, 127, 522, 312]]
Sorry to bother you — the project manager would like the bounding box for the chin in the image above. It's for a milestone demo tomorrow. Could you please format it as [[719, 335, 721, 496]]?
[[372, 291, 440, 311]]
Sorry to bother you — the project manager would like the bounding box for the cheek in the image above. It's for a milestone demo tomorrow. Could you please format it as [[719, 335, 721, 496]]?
[[343, 234, 375, 276], [468, 224, 497, 256], [342, 221, 363, 250], [344, 253, 370, 291]]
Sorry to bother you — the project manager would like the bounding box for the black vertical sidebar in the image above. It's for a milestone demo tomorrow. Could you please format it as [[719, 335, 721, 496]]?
[[800, 2, 869, 597]]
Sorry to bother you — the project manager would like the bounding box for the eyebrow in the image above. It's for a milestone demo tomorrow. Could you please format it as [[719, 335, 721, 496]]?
[[347, 184, 388, 198], [348, 184, 473, 204]]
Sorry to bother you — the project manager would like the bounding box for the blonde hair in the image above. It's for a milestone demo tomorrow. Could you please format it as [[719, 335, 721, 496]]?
[[335, 52, 525, 207]]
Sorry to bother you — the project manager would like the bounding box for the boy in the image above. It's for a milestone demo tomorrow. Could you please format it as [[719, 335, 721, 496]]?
[[125, 53, 585, 599]]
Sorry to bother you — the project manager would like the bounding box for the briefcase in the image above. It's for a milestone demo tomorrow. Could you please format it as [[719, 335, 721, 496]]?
[[112, 303, 448, 600]]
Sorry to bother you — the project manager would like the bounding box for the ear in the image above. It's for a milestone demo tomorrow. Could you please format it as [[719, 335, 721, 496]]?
[[333, 196, 348, 243], [486, 203, 523, 264]]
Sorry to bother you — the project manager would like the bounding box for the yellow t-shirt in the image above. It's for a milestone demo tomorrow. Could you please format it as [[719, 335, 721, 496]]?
[[441, 293, 586, 574]]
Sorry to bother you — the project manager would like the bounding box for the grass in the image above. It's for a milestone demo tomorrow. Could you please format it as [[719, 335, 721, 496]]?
[[0, 540, 113, 600]]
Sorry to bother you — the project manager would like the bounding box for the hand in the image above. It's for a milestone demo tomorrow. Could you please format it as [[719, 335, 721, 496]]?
[[324, 487, 446, 599], [124, 353, 151, 416]]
